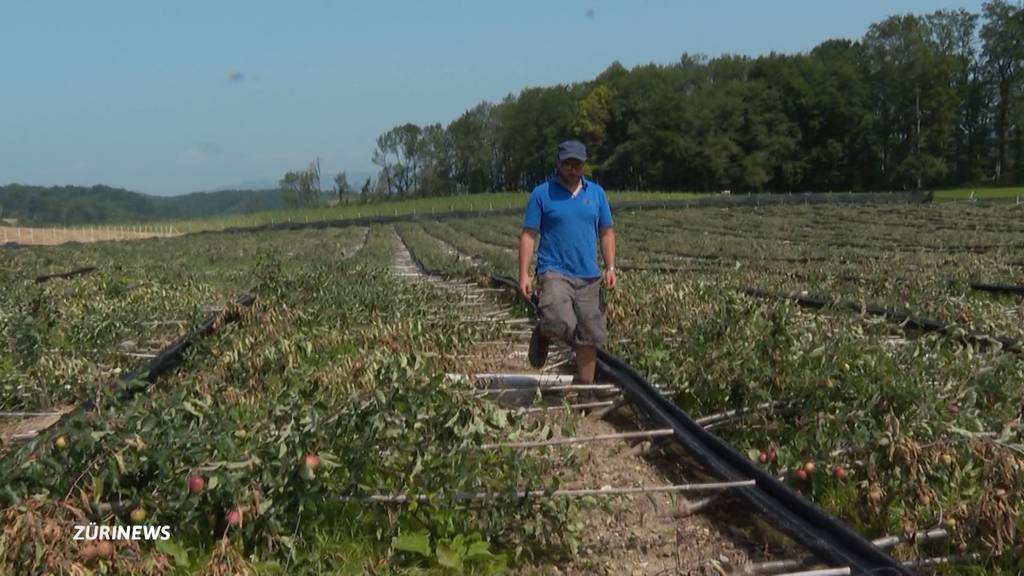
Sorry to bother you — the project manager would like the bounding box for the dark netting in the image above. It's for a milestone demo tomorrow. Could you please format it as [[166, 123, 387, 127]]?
[[743, 287, 1021, 353]]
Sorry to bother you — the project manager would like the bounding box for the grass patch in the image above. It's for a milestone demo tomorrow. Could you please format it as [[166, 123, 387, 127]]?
[[165, 191, 706, 233], [934, 187, 1024, 201]]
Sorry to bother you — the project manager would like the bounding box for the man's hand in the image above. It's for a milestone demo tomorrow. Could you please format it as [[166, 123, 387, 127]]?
[[519, 275, 533, 300], [603, 268, 617, 290]]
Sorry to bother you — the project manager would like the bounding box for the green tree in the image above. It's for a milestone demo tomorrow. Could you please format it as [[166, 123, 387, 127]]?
[[981, 0, 1024, 183], [279, 160, 321, 207], [864, 14, 957, 189], [334, 171, 353, 203], [448, 102, 502, 193]]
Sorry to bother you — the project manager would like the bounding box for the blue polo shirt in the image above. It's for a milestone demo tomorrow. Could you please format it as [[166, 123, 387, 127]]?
[[523, 176, 613, 279]]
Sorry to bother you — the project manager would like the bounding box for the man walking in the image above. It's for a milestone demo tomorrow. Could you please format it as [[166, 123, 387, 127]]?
[[519, 140, 616, 385]]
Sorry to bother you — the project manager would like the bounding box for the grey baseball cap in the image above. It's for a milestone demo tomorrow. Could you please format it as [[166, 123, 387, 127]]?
[[557, 140, 587, 162]]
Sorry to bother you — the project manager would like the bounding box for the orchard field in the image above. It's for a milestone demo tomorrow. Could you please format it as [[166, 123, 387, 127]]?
[[2, 196, 1023, 574], [397, 198, 1024, 574]]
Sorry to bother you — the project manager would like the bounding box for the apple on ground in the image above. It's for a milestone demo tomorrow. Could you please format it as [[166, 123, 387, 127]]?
[[130, 507, 146, 524], [81, 544, 98, 562]]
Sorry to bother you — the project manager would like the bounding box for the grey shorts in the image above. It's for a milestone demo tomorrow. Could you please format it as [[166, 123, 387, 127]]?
[[536, 271, 607, 346]]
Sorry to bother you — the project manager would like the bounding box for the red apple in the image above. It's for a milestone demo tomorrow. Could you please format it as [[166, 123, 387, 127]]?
[[96, 540, 114, 560], [81, 544, 98, 562], [188, 475, 205, 494], [226, 508, 243, 527], [803, 461, 816, 474], [795, 469, 808, 481], [758, 452, 768, 464], [833, 466, 846, 480], [304, 454, 320, 470]]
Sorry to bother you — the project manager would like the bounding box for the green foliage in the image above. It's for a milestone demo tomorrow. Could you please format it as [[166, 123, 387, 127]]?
[[0, 224, 575, 574], [410, 201, 1024, 573], [393, 531, 507, 575]]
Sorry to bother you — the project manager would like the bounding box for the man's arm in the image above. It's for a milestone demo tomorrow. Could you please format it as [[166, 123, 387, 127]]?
[[599, 227, 616, 289], [519, 229, 539, 298]]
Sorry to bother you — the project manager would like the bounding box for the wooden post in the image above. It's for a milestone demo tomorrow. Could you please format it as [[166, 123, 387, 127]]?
[[339, 480, 756, 503], [480, 429, 673, 449]]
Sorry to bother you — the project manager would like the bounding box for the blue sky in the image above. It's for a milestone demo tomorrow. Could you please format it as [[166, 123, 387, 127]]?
[[0, 1, 986, 196]]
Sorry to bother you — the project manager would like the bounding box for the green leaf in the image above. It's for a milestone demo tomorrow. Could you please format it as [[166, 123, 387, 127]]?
[[91, 475, 103, 501], [465, 539, 495, 559], [155, 539, 189, 567], [435, 538, 465, 569], [392, 531, 431, 557]]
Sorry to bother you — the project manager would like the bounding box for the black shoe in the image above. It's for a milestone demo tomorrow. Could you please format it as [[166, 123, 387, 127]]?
[[528, 326, 549, 368]]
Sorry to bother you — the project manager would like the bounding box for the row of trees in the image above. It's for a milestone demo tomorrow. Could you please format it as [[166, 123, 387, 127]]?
[[368, 2, 1024, 195], [279, 160, 374, 206]]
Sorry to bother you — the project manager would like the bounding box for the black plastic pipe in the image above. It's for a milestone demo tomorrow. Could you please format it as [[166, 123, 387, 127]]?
[[34, 266, 97, 284], [742, 287, 1021, 353], [969, 282, 1024, 296], [488, 274, 913, 575]]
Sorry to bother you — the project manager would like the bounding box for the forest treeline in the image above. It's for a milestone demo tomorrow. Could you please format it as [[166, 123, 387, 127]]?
[[0, 185, 286, 225], [368, 2, 1024, 196]]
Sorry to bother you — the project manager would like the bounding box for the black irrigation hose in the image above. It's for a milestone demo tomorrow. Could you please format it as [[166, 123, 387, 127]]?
[[34, 266, 97, 284], [970, 282, 1024, 296], [97, 294, 257, 407], [742, 288, 1021, 353], [1, 294, 256, 476], [488, 273, 912, 575], [596, 354, 912, 576]]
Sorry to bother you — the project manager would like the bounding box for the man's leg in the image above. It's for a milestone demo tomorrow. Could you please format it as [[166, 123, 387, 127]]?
[[530, 273, 575, 368], [572, 278, 607, 385], [574, 344, 597, 383]]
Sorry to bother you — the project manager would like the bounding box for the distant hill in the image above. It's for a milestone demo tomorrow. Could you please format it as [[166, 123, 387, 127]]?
[[0, 184, 289, 225]]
